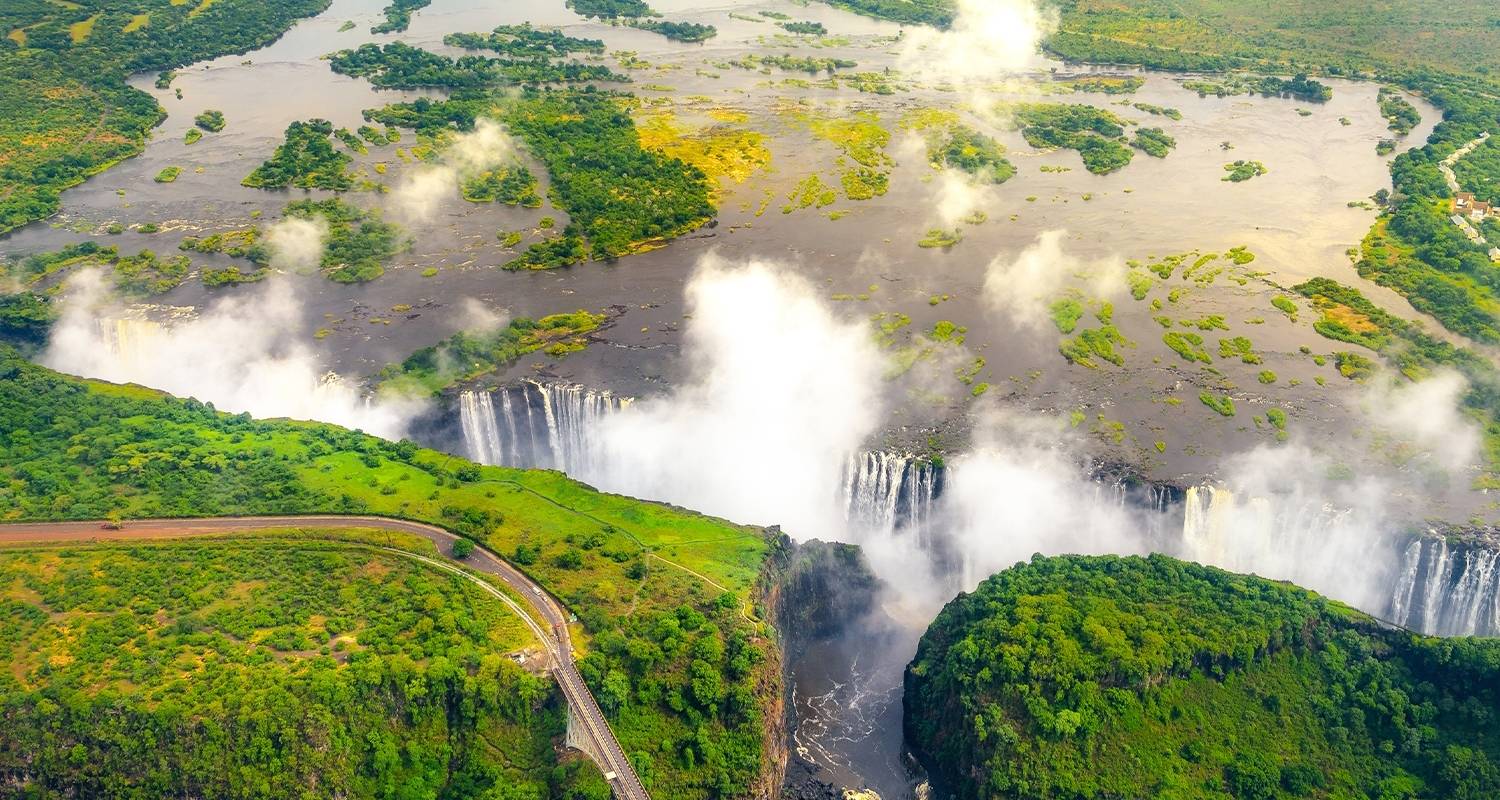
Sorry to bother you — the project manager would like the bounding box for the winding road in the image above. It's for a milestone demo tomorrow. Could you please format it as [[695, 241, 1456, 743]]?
[[0, 515, 651, 800]]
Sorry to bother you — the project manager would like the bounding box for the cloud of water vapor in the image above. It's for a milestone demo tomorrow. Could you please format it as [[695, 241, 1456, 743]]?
[[936, 411, 1151, 599], [1362, 370, 1480, 475], [898, 0, 1056, 86], [982, 229, 1123, 331], [932, 170, 995, 228], [592, 253, 886, 538], [1180, 445, 1398, 613], [42, 271, 422, 439], [263, 215, 328, 272], [891, 410, 1403, 615], [390, 118, 517, 222]]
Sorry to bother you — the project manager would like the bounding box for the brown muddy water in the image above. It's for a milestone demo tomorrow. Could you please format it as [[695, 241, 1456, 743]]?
[[0, 0, 1476, 796]]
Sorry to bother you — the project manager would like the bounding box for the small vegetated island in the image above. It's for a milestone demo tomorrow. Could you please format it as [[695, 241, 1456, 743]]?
[[565, 0, 718, 42], [905, 554, 1500, 800], [1003, 103, 1172, 175], [242, 119, 354, 190], [327, 41, 628, 89], [363, 88, 714, 270], [371, 0, 431, 33], [1223, 159, 1268, 182], [320, 33, 716, 270]]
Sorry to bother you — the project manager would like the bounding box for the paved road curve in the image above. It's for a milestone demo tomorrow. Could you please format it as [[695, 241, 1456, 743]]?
[[0, 515, 651, 800]]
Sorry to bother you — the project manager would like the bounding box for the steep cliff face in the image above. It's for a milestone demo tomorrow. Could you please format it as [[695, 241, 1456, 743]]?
[[758, 533, 886, 799], [749, 533, 796, 800], [766, 535, 882, 655]]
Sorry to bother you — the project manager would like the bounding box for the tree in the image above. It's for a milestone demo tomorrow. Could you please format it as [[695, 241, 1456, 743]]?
[[452, 538, 475, 559]]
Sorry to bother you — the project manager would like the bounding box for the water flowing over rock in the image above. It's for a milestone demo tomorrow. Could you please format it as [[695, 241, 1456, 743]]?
[[1387, 535, 1500, 637], [841, 451, 943, 546], [457, 381, 629, 474], [453, 388, 1495, 639]]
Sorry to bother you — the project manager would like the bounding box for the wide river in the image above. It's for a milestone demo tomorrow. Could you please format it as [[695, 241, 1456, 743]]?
[[0, 0, 1466, 795]]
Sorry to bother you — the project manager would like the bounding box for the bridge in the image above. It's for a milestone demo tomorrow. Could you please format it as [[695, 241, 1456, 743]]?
[[0, 515, 652, 800]]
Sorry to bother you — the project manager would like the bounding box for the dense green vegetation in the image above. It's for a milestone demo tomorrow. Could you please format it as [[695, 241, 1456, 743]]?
[[727, 53, 856, 75], [1378, 87, 1420, 136], [1163, 331, 1211, 363], [0, 347, 778, 800], [1044, 0, 1500, 79], [1131, 126, 1175, 158], [778, 21, 826, 35], [0, 292, 55, 346], [1452, 136, 1500, 205], [629, 20, 717, 42], [1222, 159, 1267, 182], [560, 0, 715, 41], [193, 108, 226, 132], [461, 164, 543, 206], [377, 310, 608, 396], [241, 119, 353, 190], [371, 0, 430, 33], [1062, 75, 1144, 95], [1005, 103, 1134, 175], [566, 0, 652, 18], [327, 41, 627, 90], [808, 0, 952, 27], [0, 0, 329, 234], [1132, 102, 1182, 120], [444, 24, 606, 58], [934, 126, 1015, 183], [3, 241, 187, 298], [906, 554, 1500, 800], [283, 198, 407, 283], [364, 89, 714, 268], [1198, 390, 1235, 416], [0, 536, 609, 798]]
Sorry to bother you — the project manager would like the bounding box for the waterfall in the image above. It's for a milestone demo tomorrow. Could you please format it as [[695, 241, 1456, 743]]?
[[1181, 486, 1237, 567], [456, 380, 629, 474], [100, 317, 164, 366], [459, 390, 505, 466], [1387, 536, 1500, 636], [840, 451, 943, 546]]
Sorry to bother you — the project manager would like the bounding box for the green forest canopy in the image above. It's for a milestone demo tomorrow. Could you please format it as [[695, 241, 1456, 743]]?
[[905, 553, 1500, 800], [0, 533, 616, 799]]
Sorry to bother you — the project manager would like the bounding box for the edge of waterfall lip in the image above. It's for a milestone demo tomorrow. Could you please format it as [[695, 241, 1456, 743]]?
[[1421, 521, 1500, 548]]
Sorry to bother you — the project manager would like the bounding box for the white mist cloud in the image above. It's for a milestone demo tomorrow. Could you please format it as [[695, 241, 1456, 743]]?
[[937, 411, 1151, 597], [263, 215, 328, 272], [1362, 370, 1480, 474], [932, 170, 995, 227], [457, 297, 510, 333], [390, 118, 517, 222], [1182, 444, 1397, 613], [898, 0, 1056, 86], [981, 229, 1122, 331], [42, 271, 422, 439], [590, 253, 886, 538], [446, 118, 515, 173]]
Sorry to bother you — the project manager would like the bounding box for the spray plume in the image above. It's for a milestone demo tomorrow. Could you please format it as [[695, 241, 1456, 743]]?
[[42, 271, 422, 439]]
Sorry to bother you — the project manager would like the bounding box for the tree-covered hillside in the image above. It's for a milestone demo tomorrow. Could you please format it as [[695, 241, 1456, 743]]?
[[0, 533, 611, 799], [0, 346, 780, 800], [905, 554, 1500, 800]]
